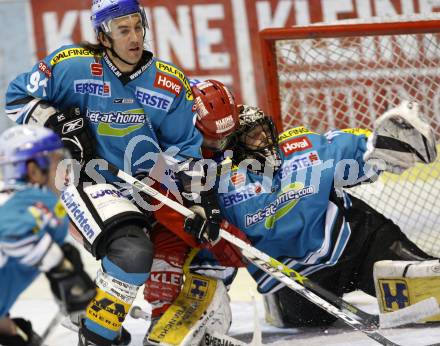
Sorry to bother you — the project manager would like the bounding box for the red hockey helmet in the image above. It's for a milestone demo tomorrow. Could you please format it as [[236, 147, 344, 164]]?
[[192, 80, 239, 141]]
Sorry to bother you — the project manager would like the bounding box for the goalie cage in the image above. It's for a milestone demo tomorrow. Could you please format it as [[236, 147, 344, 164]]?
[[259, 17, 440, 257]]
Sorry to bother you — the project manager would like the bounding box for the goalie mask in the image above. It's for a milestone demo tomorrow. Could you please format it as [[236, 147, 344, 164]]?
[[192, 80, 239, 152], [230, 105, 282, 173]]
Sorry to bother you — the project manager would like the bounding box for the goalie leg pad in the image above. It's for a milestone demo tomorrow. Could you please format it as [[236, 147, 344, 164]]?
[[146, 273, 231, 346], [374, 260, 440, 322]]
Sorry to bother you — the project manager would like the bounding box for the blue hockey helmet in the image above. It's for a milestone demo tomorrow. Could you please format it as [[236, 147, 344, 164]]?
[[91, 0, 148, 36], [0, 125, 64, 185]]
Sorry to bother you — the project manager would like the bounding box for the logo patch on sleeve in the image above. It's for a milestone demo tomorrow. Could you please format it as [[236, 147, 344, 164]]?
[[280, 136, 312, 155], [154, 72, 182, 96], [156, 61, 193, 100]]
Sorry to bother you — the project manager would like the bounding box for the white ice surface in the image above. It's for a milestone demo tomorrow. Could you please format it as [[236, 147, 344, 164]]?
[[9, 267, 440, 346]]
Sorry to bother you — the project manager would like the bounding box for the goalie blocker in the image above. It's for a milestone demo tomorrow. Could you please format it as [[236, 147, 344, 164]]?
[[374, 260, 440, 323]]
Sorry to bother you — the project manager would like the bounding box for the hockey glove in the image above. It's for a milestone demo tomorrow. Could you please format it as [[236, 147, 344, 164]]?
[[184, 191, 221, 243], [45, 107, 95, 166], [364, 101, 437, 174], [22, 100, 95, 166], [45, 243, 95, 314], [0, 318, 42, 346]]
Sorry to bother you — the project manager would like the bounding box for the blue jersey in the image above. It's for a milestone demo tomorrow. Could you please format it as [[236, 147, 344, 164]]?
[[6, 45, 202, 177], [0, 186, 68, 316], [217, 127, 375, 293]]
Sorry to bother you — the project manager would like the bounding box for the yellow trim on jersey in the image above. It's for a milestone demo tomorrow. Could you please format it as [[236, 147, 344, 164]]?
[[54, 199, 67, 219], [156, 61, 193, 100], [50, 48, 96, 65], [278, 126, 315, 142], [28, 206, 44, 233], [86, 288, 130, 332], [341, 128, 372, 137]]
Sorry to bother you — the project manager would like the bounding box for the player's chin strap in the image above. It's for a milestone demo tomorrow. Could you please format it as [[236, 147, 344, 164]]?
[[104, 160, 438, 346]]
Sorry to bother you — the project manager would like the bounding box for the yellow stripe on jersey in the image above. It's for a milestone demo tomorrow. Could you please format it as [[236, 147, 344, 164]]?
[[278, 126, 315, 142], [341, 128, 372, 137], [50, 48, 96, 65]]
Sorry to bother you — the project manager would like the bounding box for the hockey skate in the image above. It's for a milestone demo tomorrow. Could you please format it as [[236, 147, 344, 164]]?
[[77, 319, 131, 346]]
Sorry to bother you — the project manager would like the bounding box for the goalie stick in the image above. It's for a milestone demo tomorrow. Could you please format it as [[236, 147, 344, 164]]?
[[105, 161, 438, 346]]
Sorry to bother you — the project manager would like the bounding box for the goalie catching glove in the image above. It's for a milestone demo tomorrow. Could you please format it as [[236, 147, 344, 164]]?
[[23, 99, 95, 166], [364, 100, 437, 174]]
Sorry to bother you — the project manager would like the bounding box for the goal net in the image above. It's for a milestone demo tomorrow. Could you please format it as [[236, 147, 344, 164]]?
[[260, 19, 440, 257]]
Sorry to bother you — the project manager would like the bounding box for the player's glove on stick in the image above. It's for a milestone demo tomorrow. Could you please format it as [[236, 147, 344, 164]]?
[[364, 100, 437, 174], [184, 190, 221, 243]]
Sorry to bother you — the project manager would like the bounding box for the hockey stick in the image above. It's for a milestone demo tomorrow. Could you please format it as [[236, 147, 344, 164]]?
[[105, 162, 424, 346], [40, 309, 64, 345]]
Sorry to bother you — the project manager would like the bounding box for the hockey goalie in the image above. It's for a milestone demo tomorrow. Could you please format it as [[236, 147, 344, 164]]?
[[190, 96, 439, 332]]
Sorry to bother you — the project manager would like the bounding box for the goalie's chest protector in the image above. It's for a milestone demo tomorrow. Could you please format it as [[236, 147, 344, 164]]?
[[218, 128, 369, 272], [14, 45, 199, 175]]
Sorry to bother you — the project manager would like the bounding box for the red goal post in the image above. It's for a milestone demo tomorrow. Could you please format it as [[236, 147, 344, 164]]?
[[259, 19, 440, 256]]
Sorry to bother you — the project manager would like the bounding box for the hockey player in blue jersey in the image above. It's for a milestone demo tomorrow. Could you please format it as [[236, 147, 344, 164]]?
[[186, 96, 438, 328], [5, 1, 221, 345], [0, 125, 95, 346]]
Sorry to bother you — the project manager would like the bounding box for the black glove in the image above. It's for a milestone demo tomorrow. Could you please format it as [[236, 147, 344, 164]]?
[[0, 318, 42, 346], [46, 107, 95, 166], [46, 243, 95, 314], [184, 190, 221, 243]]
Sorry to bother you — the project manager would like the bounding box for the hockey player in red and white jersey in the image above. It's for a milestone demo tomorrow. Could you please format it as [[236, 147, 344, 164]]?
[[143, 80, 249, 346]]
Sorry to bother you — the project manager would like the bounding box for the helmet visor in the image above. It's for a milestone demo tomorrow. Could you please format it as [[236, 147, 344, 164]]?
[[104, 13, 145, 40]]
